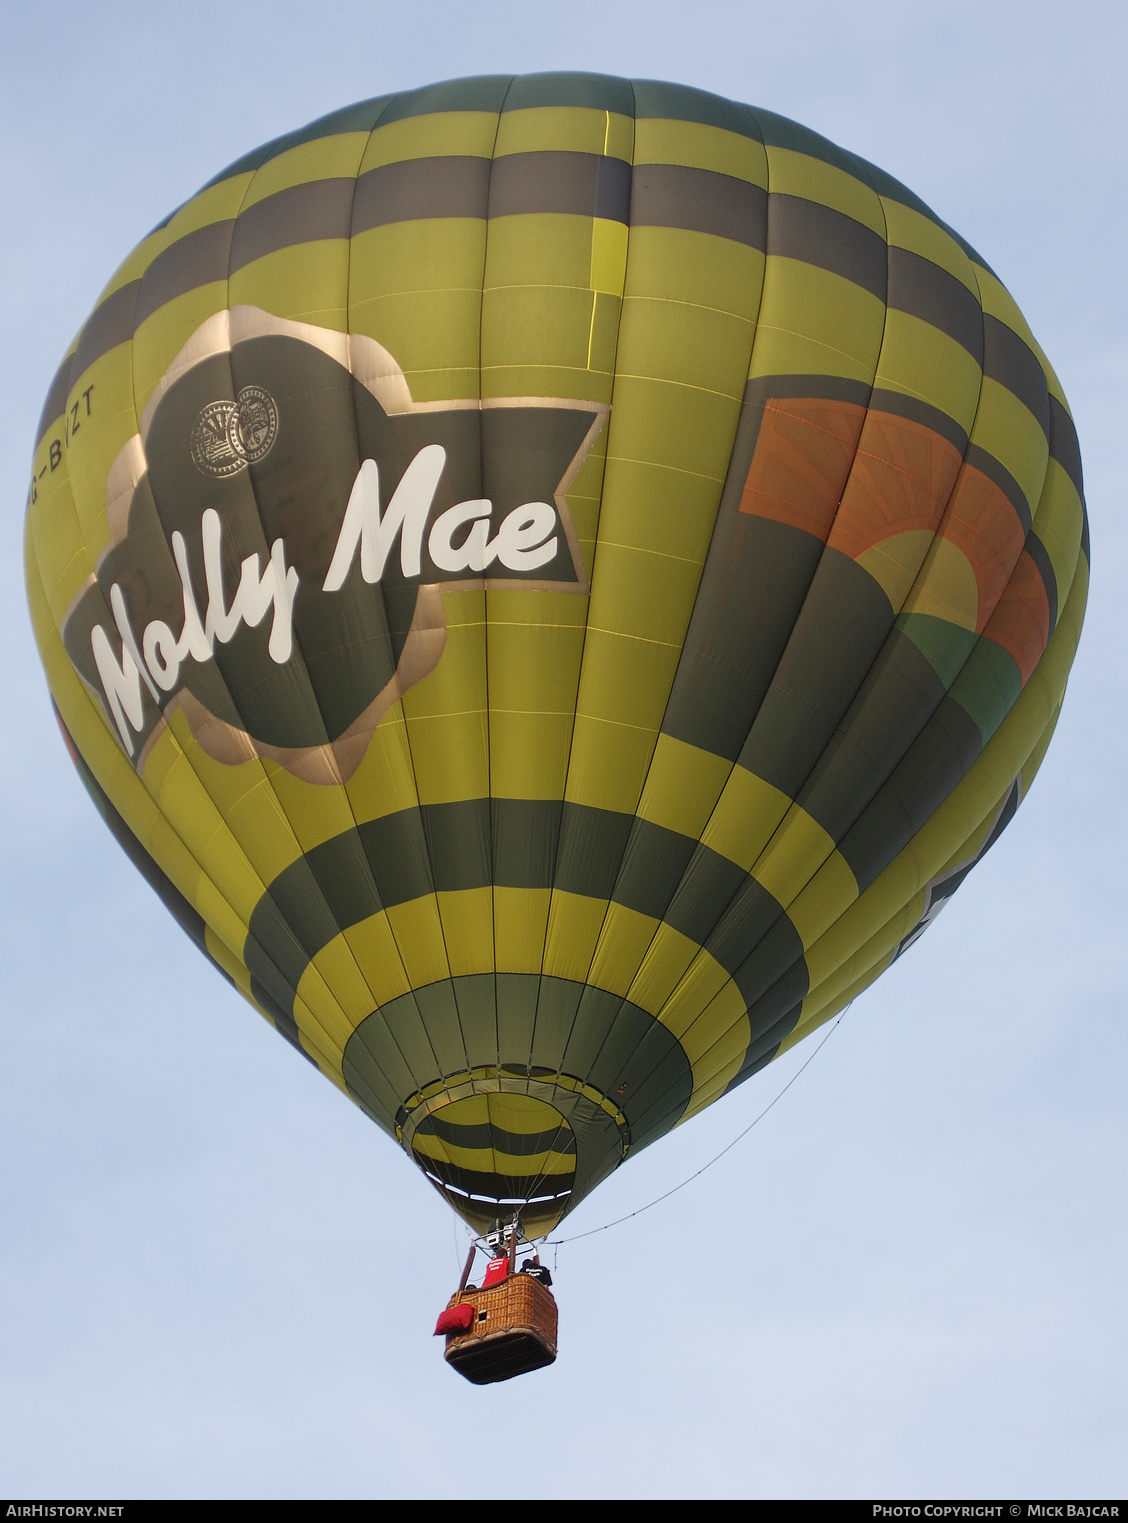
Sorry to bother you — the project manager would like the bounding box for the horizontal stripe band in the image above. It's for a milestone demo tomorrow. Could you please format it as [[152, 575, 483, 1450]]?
[[34, 161, 1063, 468], [244, 796, 804, 1023]]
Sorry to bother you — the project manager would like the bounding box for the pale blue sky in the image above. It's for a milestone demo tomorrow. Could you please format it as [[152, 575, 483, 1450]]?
[[1, 0, 1125, 1500]]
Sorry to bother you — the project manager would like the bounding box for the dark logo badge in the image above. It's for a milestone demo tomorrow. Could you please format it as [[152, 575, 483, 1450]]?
[[190, 384, 279, 477], [63, 308, 608, 784]]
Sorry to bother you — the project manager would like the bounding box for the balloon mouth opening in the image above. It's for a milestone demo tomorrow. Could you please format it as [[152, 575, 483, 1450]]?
[[403, 1087, 592, 1238], [419, 1169, 574, 1239]]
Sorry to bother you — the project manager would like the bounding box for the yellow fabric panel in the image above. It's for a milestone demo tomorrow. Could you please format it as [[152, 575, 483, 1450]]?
[[636, 734, 734, 840], [569, 627, 681, 735], [487, 711, 577, 800], [633, 117, 768, 185], [1029, 459, 1085, 622], [347, 220, 488, 400], [204, 924, 256, 998], [764, 147, 886, 236], [493, 886, 552, 974], [144, 726, 271, 927], [590, 217, 629, 297], [971, 264, 1044, 360], [700, 766, 791, 874], [564, 712, 664, 815], [289, 980, 351, 1068], [494, 105, 633, 159], [486, 608, 585, 801], [621, 225, 765, 322], [227, 241, 351, 331], [753, 803, 849, 910], [297, 934, 379, 1047], [26, 466, 88, 627], [784, 846, 861, 951], [435, 888, 496, 978], [341, 912, 416, 1009], [856, 530, 939, 612], [873, 310, 983, 432], [616, 282, 758, 403], [485, 211, 596, 292], [396, 708, 491, 806], [358, 111, 500, 172], [383, 896, 455, 991], [588, 902, 664, 998], [880, 198, 979, 292], [130, 283, 229, 416], [970, 377, 1050, 513], [586, 538, 711, 646], [675, 977, 758, 1109], [542, 890, 609, 984], [749, 260, 886, 382], [238, 133, 371, 207], [655, 950, 748, 1089], [1019, 706, 1061, 797], [344, 712, 434, 826], [626, 920, 705, 1018], [901, 537, 982, 630]]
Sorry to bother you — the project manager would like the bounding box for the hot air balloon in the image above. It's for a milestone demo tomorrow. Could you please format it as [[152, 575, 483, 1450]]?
[[25, 72, 1088, 1382]]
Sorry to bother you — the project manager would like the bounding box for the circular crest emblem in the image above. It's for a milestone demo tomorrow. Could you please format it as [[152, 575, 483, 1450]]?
[[190, 386, 279, 477]]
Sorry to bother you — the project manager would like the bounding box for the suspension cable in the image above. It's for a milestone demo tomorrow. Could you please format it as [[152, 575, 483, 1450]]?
[[544, 1009, 847, 1248]]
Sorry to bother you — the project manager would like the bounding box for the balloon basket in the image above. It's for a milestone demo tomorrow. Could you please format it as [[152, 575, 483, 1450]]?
[[442, 1274, 558, 1385]]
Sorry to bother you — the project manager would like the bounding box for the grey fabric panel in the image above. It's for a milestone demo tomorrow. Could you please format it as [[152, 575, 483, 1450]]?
[[132, 218, 235, 328], [229, 178, 357, 270], [887, 245, 983, 360], [1025, 531, 1059, 629], [723, 993, 805, 1093], [1048, 393, 1084, 500], [488, 150, 632, 222], [837, 695, 984, 890], [738, 549, 896, 799], [73, 280, 140, 379], [767, 193, 887, 300], [630, 162, 767, 247], [796, 627, 950, 843], [351, 155, 492, 231], [35, 355, 75, 445], [982, 313, 1050, 436]]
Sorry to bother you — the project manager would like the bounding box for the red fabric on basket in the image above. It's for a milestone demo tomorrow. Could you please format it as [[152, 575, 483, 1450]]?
[[434, 1302, 476, 1336]]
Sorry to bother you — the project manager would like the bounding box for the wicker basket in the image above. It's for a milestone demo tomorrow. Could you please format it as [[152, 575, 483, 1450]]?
[[443, 1273, 558, 1385]]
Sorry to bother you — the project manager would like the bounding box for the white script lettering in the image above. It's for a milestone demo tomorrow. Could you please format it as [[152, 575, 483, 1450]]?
[[91, 512, 299, 754]]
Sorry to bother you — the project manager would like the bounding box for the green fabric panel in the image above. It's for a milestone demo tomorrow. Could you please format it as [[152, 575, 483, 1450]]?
[[897, 613, 980, 688], [375, 75, 514, 125], [202, 97, 394, 190], [502, 71, 636, 114], [949, 639, 1024, 747], [631, 78, 763, 139]]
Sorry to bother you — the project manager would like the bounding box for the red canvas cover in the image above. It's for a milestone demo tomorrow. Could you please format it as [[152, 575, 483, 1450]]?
[[434, 1302, 476, 1336]]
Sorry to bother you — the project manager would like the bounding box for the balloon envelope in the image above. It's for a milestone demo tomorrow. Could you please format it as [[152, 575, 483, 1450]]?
[[25, 73, 1088, 1236]]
